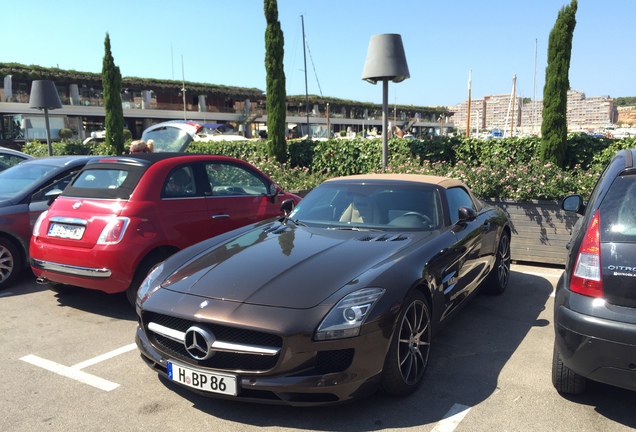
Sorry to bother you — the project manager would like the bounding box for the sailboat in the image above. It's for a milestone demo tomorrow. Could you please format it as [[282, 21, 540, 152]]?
[[502, 74, 517, 138]]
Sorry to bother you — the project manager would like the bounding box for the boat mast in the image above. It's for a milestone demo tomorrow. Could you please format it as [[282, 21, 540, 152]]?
[[532, 38, 537, 134], [466, 70, 472, 138], [301, 15, 309, 137], [510, 74, 516, 137], [181, 55, 187, 121]]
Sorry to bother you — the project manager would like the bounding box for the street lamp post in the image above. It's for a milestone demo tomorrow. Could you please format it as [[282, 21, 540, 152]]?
[[362, 34, 410, 170], [28, 80, 62, 156]]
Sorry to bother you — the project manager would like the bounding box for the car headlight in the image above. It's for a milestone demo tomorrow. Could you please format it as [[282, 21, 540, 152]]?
[[136, 262, 166, 306], [315, 288, 385, 341]]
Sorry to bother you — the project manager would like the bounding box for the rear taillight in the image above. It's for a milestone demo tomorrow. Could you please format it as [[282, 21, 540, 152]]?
[[97, 217, 130, 244], [570, 209, 603, 297], [32, 210, 48, 236]]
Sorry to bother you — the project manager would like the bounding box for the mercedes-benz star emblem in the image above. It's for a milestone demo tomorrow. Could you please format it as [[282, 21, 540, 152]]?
[[184, 326, 216, 360]]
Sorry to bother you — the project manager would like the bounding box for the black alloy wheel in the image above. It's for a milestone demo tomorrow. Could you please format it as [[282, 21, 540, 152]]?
[[483, 232, 511, 295], [380, 291, 431, 396]]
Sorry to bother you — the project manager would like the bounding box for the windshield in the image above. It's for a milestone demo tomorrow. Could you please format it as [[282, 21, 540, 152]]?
[[141, 126, 193, 152], [0, 162, 58, 199], [288, 182, 443, 231]]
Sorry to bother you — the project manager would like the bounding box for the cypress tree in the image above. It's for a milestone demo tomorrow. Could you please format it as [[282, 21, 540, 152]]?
[[102, 33, 125, 154], [540, 0, 578, 167], [264, 0, 287, 163]]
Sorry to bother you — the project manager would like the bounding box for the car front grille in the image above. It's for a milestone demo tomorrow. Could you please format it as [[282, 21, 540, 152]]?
[[143, 312, 283, 372], [143, 312, 355, 375]]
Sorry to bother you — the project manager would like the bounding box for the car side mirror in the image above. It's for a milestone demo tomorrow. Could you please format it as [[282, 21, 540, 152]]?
[[562, 195, 585, 215], [280, 199, 296, 215], [45, 189, 63, 206], [457, 206, 476, 222], [269, 183, 283, 204]]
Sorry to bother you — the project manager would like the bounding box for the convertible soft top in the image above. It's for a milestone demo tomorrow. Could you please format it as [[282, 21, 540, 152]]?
[[326, 173, 466, 189]]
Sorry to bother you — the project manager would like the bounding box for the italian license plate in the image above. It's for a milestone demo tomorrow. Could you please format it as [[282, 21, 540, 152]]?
[[48, 223, 85, 240], [167, 361, 238, 396]]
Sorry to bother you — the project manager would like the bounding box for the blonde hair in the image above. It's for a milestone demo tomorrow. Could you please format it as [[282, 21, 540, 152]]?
[[129, 140, 149, 153], [146, 139, 154, 153]]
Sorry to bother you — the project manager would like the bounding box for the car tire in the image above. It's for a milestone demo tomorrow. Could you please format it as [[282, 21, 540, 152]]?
[[482, 231, 511, 295], [380, 291, 431, 397], [0, 237, 22, 289], [552, 344, 586, 394], [125, 251, 172, 306]]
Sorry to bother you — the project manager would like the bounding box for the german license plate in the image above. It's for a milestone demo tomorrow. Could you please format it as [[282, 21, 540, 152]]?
[[48, 223, 85, 240], [167, 361, 238, 396]]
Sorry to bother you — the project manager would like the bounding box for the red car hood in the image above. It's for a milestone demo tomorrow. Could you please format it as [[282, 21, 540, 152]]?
[[161, 223, 418, 309]]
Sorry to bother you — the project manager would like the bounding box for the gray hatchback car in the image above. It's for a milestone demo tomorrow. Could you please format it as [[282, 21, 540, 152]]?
[[0, 155, 97, 288], [553, 148, 636, 394]]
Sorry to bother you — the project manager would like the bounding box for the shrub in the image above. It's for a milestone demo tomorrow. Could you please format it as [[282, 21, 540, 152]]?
[[20, 134, 628, 201], [58, 128, 73, 141]]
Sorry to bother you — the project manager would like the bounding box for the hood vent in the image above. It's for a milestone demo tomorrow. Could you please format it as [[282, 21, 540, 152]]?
[[357, 233, 409, 242], [263, 224, 290, 235]]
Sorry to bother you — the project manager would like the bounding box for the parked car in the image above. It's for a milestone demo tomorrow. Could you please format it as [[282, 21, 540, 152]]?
[[0, 155, 97, 289], [141, 120, 247, 153], [134, 173, 512, 406], [0, 146, 33, 171], [30, 153, 301, 304], [553, 148, 636, 394]]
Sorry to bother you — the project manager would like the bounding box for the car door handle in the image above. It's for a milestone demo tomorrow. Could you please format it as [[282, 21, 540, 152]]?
[[483, 221, 490, 232], [212, 214, 230, 219]]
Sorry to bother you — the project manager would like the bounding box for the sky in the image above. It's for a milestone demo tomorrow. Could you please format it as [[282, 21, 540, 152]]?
[[3, 0, 633, 108]]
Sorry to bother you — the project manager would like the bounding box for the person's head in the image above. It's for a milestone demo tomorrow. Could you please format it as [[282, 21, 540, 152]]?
[[129, 140, 148, 154], [146, 139, 154, 153]]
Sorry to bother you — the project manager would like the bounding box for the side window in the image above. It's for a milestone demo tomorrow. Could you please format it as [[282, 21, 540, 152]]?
[[600, 175, 636, 240], [446, 187, 476, 224], [0, 154, 25, 168], [31, 170, 81, 203], [206, 163, 267, 196], [163, 165, 196, 197]]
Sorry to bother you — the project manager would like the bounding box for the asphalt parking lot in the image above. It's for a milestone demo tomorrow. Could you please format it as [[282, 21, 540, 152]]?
[[2, 264, 635, 432]]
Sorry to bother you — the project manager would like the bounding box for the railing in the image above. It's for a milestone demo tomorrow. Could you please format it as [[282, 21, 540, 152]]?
[[1, 91, 448, 124]]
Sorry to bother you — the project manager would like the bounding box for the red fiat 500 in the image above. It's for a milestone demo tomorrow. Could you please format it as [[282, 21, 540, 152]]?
[[30, 153, 301, 304]]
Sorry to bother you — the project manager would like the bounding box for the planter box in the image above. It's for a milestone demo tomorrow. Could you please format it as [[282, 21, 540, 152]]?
[[485, 199, 580, 266], [290, 192, 579, 267]]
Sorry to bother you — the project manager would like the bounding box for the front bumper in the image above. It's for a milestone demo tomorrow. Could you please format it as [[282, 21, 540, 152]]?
[[555, 304, 636, 391], [135, 290, 394, 406], [136, 328, 385, 405]]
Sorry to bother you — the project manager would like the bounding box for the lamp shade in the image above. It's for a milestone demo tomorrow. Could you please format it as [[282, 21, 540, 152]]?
[[28, 80, 62, 110], [362, 34, 410, 84], [21, 118, 33, 129]]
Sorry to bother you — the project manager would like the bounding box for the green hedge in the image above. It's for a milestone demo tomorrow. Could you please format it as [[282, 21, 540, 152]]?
[[21, 135, 636, 201]]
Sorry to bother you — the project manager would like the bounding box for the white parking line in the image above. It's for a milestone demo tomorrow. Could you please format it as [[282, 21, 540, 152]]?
[[20, 354, 120, 391], [20, 343, 137, 392], [431, 404, 471, 432], [522, 271, 563, 279], [519, 269, 563, 297], [72, 343, 137, 370]]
